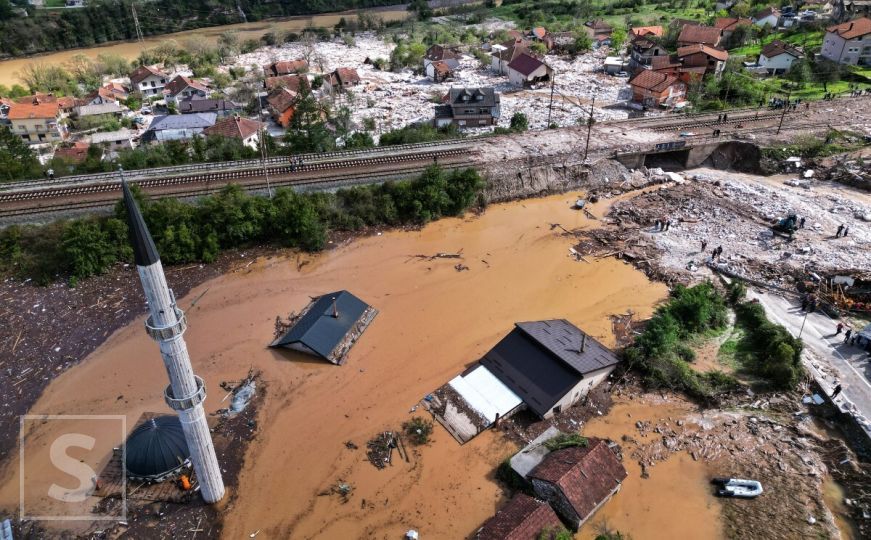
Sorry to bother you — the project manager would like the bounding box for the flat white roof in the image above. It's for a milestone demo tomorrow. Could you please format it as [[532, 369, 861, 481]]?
[[448, 365, 522, 423]]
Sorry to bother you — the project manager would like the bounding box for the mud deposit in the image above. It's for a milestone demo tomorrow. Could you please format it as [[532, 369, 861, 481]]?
[[0, 193, 668, 538]]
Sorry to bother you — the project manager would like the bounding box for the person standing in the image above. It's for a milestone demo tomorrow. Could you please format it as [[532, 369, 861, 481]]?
[[799, 217, 806, 229], [844, 227, 849, 237], [836, 322, 844, 335], [831, 384, 843, 399], [836, 224, 844, 237], [701, 240, 708, 253], [844, 328, 853, 343]]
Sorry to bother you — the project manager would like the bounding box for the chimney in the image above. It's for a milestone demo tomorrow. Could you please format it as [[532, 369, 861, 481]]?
[[331, 296, 339, 318], [581, 334, 587, 353]]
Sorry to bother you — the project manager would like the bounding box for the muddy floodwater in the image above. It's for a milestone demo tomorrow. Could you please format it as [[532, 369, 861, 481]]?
[[0, 193, 675, 538], [0, 7, 408, 87]]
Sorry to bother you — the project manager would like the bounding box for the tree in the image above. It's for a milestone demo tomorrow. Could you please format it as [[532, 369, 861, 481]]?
[[408, 0, 432, 20], [610, 27, 627, 52], [812, 58, 844, 92], [284, 78, 336, 153], [510, 112, 529, 132], [0, 126, 42, 182], [529, 41, 548, 55], [732, 1, 751, 17], [17, 63, 73, 94]]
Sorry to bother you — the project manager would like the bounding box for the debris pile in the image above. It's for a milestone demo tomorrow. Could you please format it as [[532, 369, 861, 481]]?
[[365, 431, 409, 469]]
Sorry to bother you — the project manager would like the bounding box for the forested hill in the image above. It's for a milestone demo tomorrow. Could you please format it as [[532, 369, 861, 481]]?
[[0, 0, 406, 58]]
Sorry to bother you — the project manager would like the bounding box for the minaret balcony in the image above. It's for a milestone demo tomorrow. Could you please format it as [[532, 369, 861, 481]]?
[[145, 307, 187, 341], [164, 375, 207, 411]]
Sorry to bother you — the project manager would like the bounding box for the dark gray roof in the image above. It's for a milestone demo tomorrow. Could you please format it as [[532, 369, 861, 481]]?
[[480, 320, 619, 417], [270, 290, 372, 363], [515, 320, 618, 374], [179, 99, 241, 114], [125, 415, 190, 479], [148, 113, 217, 131], [122, 179, 159, 266], [448, 87, 499, 107]]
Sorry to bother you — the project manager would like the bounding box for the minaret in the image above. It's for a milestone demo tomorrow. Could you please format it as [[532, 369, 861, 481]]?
[[121, 180, 225, 503]]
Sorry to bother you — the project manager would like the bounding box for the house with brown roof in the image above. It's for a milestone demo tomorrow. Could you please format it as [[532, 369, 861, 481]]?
[[629, 37, 669, 72], [676, 44, 729, 75], [85, 83, 129, 106], [759, 40, 805, 73], [7, 97, 66, 144], [753, 6, 782, 27], [266, 87, 297, 128], [329, 68, 361, 90], [630, 26, 663, 41], [263, 59, 308, 78], [164, 75, 209, 105], [528, 438, 628, 530], [584, 19, 613, 39], [53, 141, 90, 164], [129, 65, 169, 97], [507, 53, 553, 86], [265, 74, 307, 91], [821, 17, 871, 64], [203, 115, 263, 149], [629, 70, 687, 108], [715, 17, 753, 39], [491, 40, 529, 75], [424, 44, 461, 80], [677, 24, 723, 48], [476, 494, 563, 540]]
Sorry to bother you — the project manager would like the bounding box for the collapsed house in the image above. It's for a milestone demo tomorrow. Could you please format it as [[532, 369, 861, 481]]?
[[507, 53, 554, 86], [270, 290, 378, 365], [425, 320, 620, 443]]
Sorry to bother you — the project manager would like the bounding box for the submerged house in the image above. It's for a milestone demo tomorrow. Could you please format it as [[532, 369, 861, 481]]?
[[476, 493, 563, 540], [528, 438, 627, 530], [270, 290, 378, 365]]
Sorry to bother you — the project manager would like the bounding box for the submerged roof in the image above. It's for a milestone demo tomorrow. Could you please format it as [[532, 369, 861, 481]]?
[[477, 493, 563, 540], [270, 290, 375, 364], [528, 438, 627, 522], [124, 415, 190, 479]]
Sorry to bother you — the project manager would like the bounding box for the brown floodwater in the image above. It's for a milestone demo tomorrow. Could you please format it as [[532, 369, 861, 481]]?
[[577, 399, 725, 540], [0, 193, 669, 538], [0, 7, 408, 87]]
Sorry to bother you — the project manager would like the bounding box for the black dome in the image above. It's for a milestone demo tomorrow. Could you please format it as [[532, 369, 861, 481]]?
[[124, 415, 190, 479]]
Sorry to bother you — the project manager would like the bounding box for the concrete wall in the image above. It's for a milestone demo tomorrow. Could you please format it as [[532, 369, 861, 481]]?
[[531, 478, 582, 529], [544, 366, 615, 418]]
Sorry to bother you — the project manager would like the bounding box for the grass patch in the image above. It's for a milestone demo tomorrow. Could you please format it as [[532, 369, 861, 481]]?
[[543, 433, 588, 451]]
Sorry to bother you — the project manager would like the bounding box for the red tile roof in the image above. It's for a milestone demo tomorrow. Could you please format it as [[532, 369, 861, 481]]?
[[629, 69, 680, 92], [130, 65, 168, 86], [333, 67, 360, 85], [715, 17, 753, 31], [827, 17, 871, 40], [760, 39, 804, 59], [265, 74, 305, 91], [507, 52, 547, 76], [651, 54, 683, 71], [264, 59, 309, 77], [267, 87, 297, 113], [431, 60, 452, 75], [203, 115, 263, 140], [630, 26, 663, 39], [529, 438, 627, 522], [477, 494, 563, 540], [425, 44, 460, 62], [164, 75, 208, 97], [678, 24, 722, 45], [532, 27, 547, 39], [676, 44, 730, 61], [7, 100, 60, 120], [54, 142, 90, 163]]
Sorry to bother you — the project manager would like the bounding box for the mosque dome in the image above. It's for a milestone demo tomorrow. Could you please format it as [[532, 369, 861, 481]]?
[[124, 415, 191, 480]]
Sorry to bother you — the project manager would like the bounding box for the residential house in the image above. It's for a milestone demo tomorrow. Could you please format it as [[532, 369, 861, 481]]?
[[84, 83, 129, 105], [433, 87, 500, 128], [479, 320, 621, 419], [270, 290, 378, 365], [677, 24, 723, 48], [629, 25, 664, 41], [89, 129, 135, 152], [528, 438, 628, 530], [629, 38, 669, 72], [7, 98, 66, 144], [584, 19, 613, 40], [714, 17, 753, 39], [179, 98, 241, 117], [164, 75, 209, 105], [506, 53, 553, 86], [424, 44, 461, 80], [629, 70, 687, 108], [758, 40, 805, 73], [203, 115, 263, 150], [141, 113, 216, 143], [73, 102, 123, 127], [263, 59, 308, 78], [676, 44, 729, 75], [476, 494, 563, 540], [129, 65, 169, 97], [329, 67, 361, 90], [821, 17, 871, 64], [491, 41, 529, 75], [266, 87, 296, 128], [53, 141, 90, 164], [753, 7, 782, 27], [265, 74, 306, 91], [530, 26, 554, 49]]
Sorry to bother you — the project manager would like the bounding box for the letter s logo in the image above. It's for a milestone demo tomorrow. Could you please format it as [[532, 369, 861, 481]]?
[[47, 434, 97, 503]]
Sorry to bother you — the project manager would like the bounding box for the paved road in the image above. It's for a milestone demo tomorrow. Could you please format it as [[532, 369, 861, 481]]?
[[751, 290, 871, 435]]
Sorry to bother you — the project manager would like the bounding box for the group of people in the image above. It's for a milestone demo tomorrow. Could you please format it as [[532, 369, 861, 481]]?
[[835, 224, 850, 238], [653, 218, 672, 231], [289, 156, 306, 172]]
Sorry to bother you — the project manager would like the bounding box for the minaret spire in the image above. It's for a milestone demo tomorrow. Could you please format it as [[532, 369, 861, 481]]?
[[121, 173, 226, 504]]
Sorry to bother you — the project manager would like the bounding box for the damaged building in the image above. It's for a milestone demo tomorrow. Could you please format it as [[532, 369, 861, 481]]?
[[433, 87, 500, 128]]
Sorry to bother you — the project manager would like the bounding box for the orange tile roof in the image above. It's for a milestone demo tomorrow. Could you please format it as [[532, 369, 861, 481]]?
[[676, 44, 730, 61], [54, 142, 90, 163], [827, 17, 871, 40], [678, 24, 722, 45], [630, 26, 663, 38], [203, 115, 263, 140], [715, 17, 753, 31], [629, 69, 679, 92], [7, 100, 60, 120]]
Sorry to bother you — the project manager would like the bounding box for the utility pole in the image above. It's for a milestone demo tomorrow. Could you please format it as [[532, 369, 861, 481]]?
[[583, 95, 596, 163], [131, 4, 144, 43], [777, 89, 791, 134], [547, 73, 556, 127]]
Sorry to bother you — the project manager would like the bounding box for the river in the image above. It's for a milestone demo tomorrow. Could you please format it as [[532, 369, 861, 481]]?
[[0, 7, 408, 87], [0, 193, 675, 538]]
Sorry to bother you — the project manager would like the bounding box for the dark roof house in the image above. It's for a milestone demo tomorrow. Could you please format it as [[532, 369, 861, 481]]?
[[528, 438, 628, 530], [270, 290, 378, 365], [179, 98, 241, 115], [479, 320, 619, 418], [476, 494, 563, 540]]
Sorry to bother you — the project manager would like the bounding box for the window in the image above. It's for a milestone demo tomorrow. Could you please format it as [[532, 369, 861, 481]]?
[[552, 405, 561, 414]]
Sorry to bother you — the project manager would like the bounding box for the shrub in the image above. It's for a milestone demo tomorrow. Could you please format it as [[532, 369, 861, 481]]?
[[402, 416, 433, 445], [543, 433, 588, 451], [509, 112, 529, 132]]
